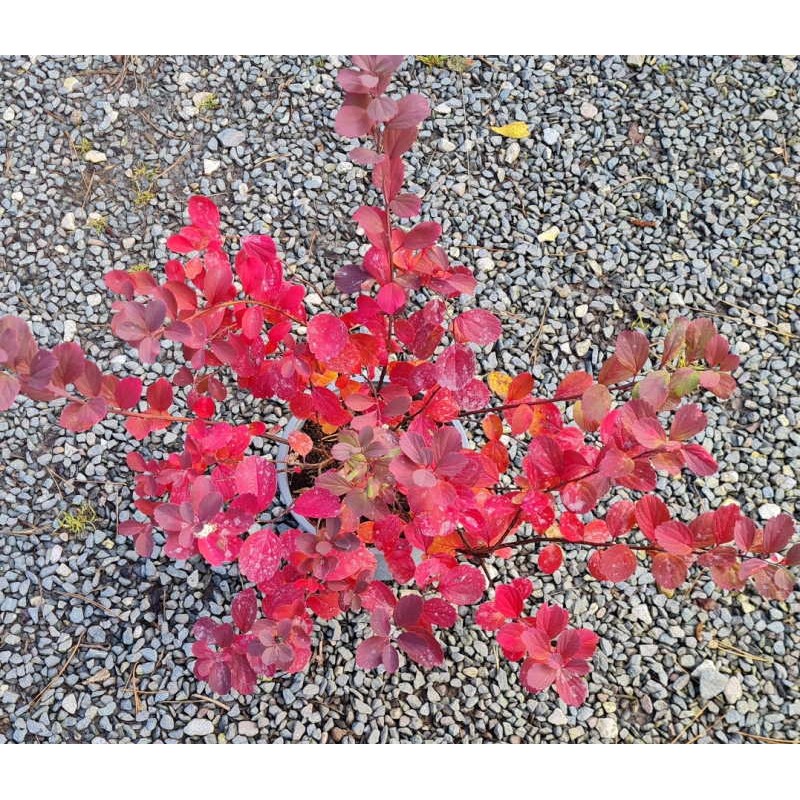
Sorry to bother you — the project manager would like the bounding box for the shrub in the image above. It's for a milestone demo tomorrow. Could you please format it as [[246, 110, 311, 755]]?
[[0, 55, 797, 707]]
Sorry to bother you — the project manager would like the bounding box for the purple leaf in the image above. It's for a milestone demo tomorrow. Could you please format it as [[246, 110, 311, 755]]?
[[396, 631, 444, 668], [231, 588, 258, 633], [356, 636, 388, 669], [394, 594, 424, 629], [334, 263, 368, 294]]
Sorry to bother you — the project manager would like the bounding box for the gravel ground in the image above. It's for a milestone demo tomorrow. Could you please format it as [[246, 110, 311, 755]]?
[[0, 55, 798, 744]]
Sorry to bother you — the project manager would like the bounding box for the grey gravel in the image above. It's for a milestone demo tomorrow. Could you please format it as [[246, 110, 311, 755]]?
[[0, 55, 798, 744]]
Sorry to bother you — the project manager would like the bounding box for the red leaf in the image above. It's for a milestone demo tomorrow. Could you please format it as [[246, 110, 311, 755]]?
[[554, 370, 593, 400], [615, 330, 649, 373], [311, 386, 351, 427], [356, 636, 389, 669], [307, 313, 349, 362], [59, 397, 107, 432], [348, 146, 381, 166], [682, 444, 717, 476], [651, 552, 688, 590], [538, 543, 563, 574], [375, 282, 406, 314], [453, 309, 502, 346], [241, 307, 264, 339], [386, 93, 430, 129], [493, 585, 524, 618], [337, 68, 379, 93], [560, 480, 599, 514], [335, 103, 372, 137], [596, 544, 637, 582], [507, 372, 534, 402], [238, 528, 281, 583], [784, 543, 800, 567], [146, 377, 173, 412], [231, 588, 257, 633], [293, 487, 341, 518], [734, 517, 756, 551], [352, 206, 388, 249], [52, 342, 86, 387], [455, 378, 490, 413], [700, 370, 737, 399], [421, 598, 457, 628], [660, 317, 688, 366], [606, 500, 636, 537], [496, 621, 528, 660], [389, 193, 421, 218], [288, 430, 313, 457], [577, 384, 611, 432], [234, 456, 277, 509], [403, 221, 441, 250], [654, 520, 693, 555], [598, 355, 633, 385], [636, 371, 669, 411], [635, 495, 670, 540], [436, 344, 476, 391], [367, 95, 398, 123], [207, 661, 232, 695], [114, 376, 142, 410], [188, 195, 220, 232], [670, 403, 706, 441], [0, 373, 20, 411], [763, 514, 794, 554], [631, 417, 667, 449], [554, 673, 589, 707], [439, 564, 486, 605]]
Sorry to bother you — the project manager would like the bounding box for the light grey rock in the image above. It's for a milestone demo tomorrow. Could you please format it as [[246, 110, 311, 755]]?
[[218, 129, 246, 148], [548, 708, 568, 726], [694, 661, 729, 700], [724, 676, 743, 704], [184, 719, 214, 736], [596, 717, 619, 739], [542, 127, 560, 145]]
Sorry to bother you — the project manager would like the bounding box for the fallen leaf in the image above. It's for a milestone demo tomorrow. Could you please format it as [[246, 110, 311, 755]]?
[[490, 121, 530, 139], [487, 370, 512, 399], [627, 122, 644, 144]]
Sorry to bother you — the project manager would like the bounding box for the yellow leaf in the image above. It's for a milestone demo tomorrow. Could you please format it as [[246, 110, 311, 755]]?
[[489, 121, 530, 139], [311, 370, 338, 387], [488, 370, 512, 399]]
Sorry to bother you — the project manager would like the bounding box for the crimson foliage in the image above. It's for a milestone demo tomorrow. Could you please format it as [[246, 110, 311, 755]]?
[[1, 56, 797, 707]]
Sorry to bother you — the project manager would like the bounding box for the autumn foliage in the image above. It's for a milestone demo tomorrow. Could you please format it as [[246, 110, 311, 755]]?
[[1, 55, 797, 707]]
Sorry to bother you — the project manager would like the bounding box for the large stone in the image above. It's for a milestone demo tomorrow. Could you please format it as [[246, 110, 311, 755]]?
[[184, 718, 214, 736], [693, 660, 728, 700], [218, 129, 246, 148]]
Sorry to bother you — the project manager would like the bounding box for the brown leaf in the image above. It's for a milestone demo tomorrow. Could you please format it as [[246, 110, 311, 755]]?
[[628, 122, 644, 144]]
